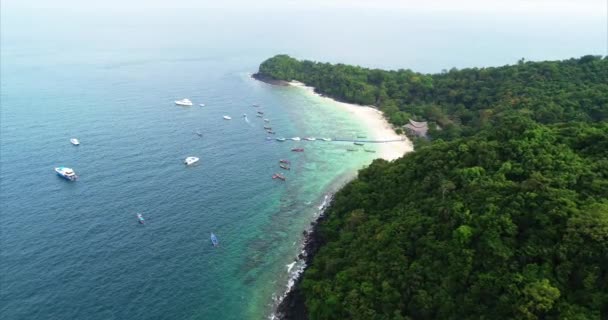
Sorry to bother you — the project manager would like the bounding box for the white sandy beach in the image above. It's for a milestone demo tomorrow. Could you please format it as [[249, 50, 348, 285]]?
[[288, 81, 413, 161]]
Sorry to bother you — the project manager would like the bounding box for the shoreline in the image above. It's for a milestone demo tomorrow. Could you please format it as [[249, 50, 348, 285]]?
[[286, 80, 413, 161], [253, 73, 413, 319]]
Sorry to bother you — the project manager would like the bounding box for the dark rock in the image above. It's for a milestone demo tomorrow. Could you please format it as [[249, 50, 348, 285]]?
[[252, 73, 290, 86]]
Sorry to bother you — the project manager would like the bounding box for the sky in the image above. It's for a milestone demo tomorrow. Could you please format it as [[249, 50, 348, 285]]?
[[2, 0, 607, 17]]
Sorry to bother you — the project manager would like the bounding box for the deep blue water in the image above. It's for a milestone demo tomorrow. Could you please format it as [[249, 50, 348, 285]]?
[[1, 4, 605, 319]]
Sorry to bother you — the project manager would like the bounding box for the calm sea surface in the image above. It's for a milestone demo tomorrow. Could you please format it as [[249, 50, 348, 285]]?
[[1, 5, 604, 319]]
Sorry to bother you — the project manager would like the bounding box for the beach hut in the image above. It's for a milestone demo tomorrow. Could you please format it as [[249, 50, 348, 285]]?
[[404, 119, 429, 138]]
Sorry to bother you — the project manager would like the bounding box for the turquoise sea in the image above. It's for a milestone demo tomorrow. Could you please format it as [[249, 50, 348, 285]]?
[[1, 3, 605, 319]]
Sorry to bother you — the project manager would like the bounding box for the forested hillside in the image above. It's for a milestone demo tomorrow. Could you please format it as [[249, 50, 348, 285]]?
[[257, 56, 608, 320], [257, 55, 608, 141]]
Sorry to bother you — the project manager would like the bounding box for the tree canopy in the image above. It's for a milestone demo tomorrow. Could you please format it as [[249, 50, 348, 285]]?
[[257, 55, 608, 319], [258, 55, 608, 141]]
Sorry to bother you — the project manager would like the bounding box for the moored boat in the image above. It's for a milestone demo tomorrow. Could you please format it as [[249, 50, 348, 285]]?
[[291, 137, 301, 141], [321, 138, 331, 141], [199, 103, 205, 107], [304, 137, 316, 141], [280, 164, 290, 170], [279, 159, 291, 164], [257, 111, 264, 115], [256, 114, 263, 118], [346, 148, 357, 151], [272, 173, 286, 181], [364, 149, 377, 153], [223, 115, 232, 120], [175, 98, 193, 106], [276, 137, 286, 142], [211, 233, 219, 247], [291, 148, 304, 152], [263, 126, 272, 130], [184, 156, 200, 165], [267, 131, 276, 134], [70, 138, 80, 146], [263, 118, 270, 122], [55, 167, 78, 181], [354, 142, 365, 146]]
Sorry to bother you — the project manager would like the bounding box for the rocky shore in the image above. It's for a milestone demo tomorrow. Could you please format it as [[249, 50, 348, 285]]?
[[274, 205, 330, 320], [251, 72, 290, 86]]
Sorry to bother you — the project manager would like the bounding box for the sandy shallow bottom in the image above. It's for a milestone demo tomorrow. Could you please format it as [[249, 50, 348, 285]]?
[[288, 81, 413, 161]]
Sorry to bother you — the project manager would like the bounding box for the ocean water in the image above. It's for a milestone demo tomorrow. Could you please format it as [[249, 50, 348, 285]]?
[[1, 4, 605, 320]]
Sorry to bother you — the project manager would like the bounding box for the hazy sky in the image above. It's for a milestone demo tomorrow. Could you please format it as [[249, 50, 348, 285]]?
[[3, 0, 607, 17], [2, 0, 606, 71]]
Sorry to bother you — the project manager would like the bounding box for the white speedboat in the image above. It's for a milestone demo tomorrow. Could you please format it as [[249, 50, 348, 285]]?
[[199, 103, 205, 107], [175, 98, 193, 106], [276, 137, 286, 142], [70, 138, 80, 146], [263, 118, 270, 122], [291, 137, 301, 141], [321, 138, 332, 141], [223, 115, 232, 120], [184, 156, 200, 166], [304, 137, 316, 141], [55, 167, 77, 181]]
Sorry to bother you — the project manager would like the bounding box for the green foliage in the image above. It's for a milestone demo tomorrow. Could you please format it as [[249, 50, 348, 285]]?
[[259, 55, 608, 319], [299, 120, 608, 319], [257, 55, 608, 141]]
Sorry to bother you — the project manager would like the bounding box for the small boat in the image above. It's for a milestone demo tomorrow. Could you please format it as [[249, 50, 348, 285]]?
[[292, 148, 304, 152], [257, 111, 264, 115], [195, 131, 203, 137], [55, 167, 77, 181], [364, 149, 376, 153], [243, 113, 247, 117], [137, 213, 145, 224], [256, 114, 263, 118], [263, 119, 270, 122], [272, 173, 286, 181], [175, 98, 193, 106], [354, 142, 365, 146], [346, 148, 357, 152], [264, 126, 272, 130], [280, 164, 290, 170], [70, 138, 80, 146], [291, 137, 301, 141], [321, 138, 331, 141], [304, 137, 316, 141], [267, 131, 276, 134], [252, 104, 260, 107], [223, 115, 232, 120], [199, 103, 206, 107], [266, 137, 273, 140], [279, 159, 291, 164], [211, 233, 219, 247], [276, 137, 286, 142], [357, 134, 367, 138], [184, 156, 200, 165]]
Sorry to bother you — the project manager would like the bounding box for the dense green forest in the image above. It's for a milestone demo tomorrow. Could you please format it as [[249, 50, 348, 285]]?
[[257, 56, 608, 319], [257, 55, 607, 141]]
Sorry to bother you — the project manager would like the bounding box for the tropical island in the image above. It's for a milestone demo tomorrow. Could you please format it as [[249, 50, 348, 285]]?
[[254, 55, 608, 319]]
